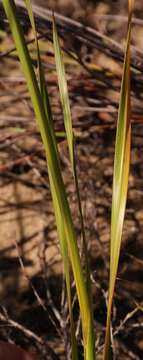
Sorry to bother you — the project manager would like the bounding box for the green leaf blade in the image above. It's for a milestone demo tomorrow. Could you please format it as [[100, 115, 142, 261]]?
[[103, 2, 133, 358]]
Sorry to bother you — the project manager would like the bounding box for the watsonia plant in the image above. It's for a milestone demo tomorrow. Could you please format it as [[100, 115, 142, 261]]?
[[2, 0, 133, 359], [2, 0, 94, 359]]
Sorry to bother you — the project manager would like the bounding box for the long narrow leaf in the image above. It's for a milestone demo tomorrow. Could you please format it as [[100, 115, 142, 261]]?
[[103, 1, 134, 359], [53, 15, 74, 166], [53, 14, 90, 286], [53, 16, 95, 358]]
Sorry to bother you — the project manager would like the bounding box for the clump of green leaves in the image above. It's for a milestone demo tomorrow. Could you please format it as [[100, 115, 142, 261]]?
[[2, 0, 134, 359]]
